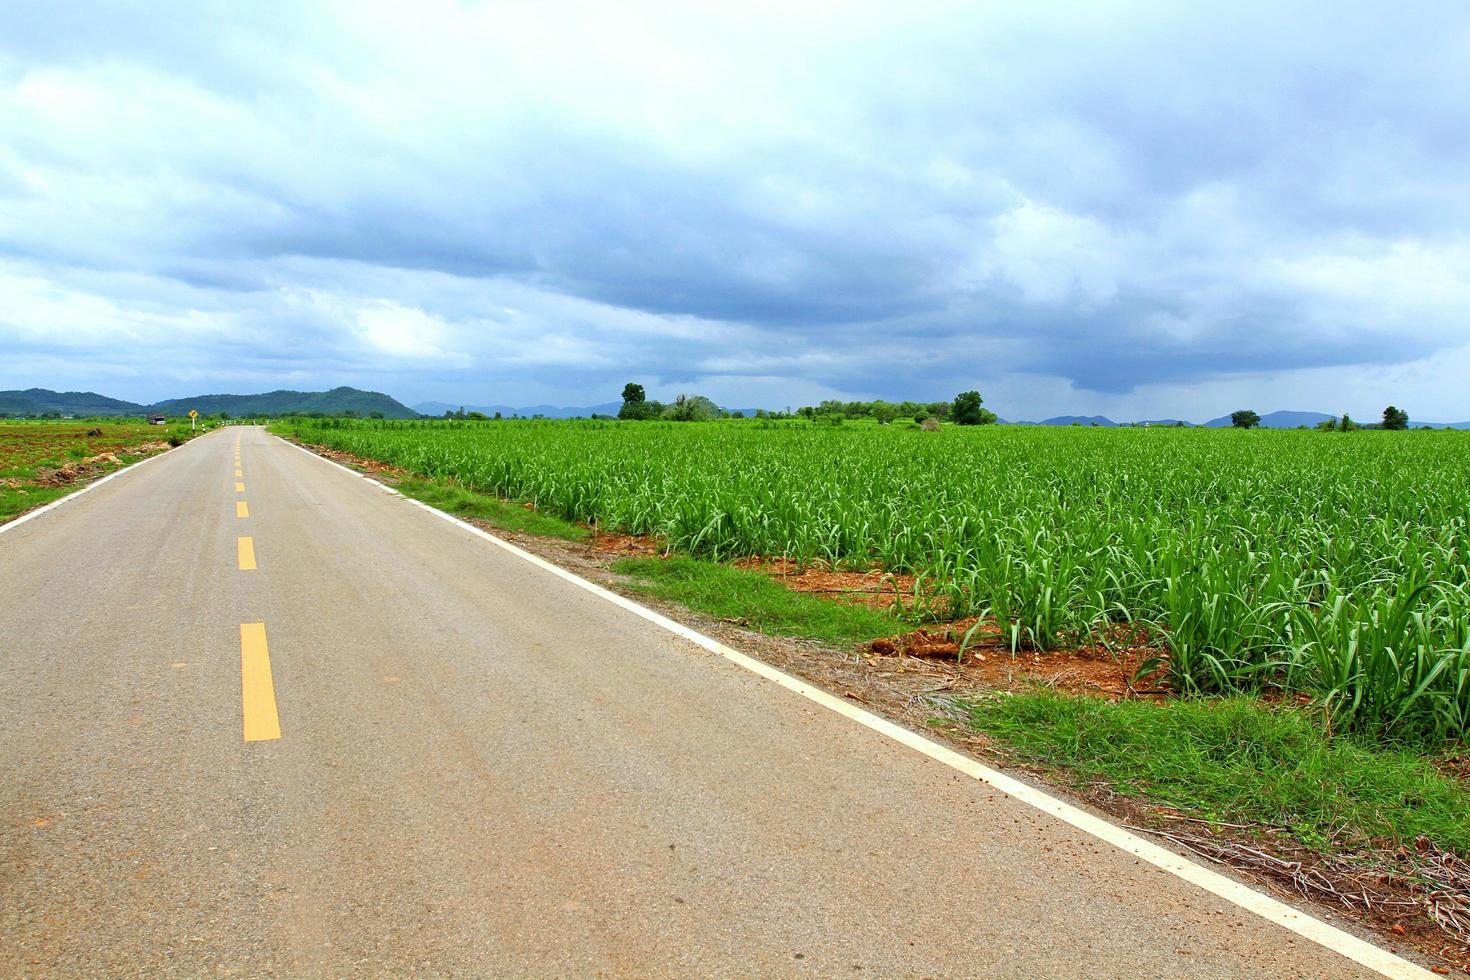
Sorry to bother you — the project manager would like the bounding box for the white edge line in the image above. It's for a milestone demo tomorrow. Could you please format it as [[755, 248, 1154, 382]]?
[[280, 434, 1431, 980], [0, 434, 208, 537]]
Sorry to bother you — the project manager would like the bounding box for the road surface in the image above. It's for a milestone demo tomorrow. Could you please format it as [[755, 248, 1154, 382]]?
[[0, 427, 1409, 977]]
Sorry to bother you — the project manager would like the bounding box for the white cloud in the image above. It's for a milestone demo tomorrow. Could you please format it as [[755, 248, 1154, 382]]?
[[1, 1, 1469, 418]]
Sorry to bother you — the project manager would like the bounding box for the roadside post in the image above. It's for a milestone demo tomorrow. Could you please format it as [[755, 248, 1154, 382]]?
[[189, 409, 198, 431]]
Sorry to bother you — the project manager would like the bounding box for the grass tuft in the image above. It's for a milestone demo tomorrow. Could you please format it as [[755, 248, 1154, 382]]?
[[394, 477, 587, 541], [961, 691, 1470, 854], [613, 556, 908, 647]]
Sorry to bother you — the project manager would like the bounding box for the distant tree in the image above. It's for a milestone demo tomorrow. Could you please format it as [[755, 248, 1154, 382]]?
[[465, 411, 488, 420], [619, 382, 660, 420], [815, 399, 846, 416], [951, 391, 986, 425], [1315, 419, 1337, 432], [494, 411, 503, 420], [1382, 405, 1409, 430], [369, 411, 385, 419], [1230, 410, 1261, 429], [1340, 413, 1356, 432], [872, 401, 899, 425]]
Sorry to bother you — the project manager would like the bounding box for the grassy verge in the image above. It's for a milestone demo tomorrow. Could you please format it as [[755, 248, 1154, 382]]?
[[613, 556, 909, 646], [394, 476, 588, 541], [959, 690, 1470, 854], [0, 447, 165, 524], [0, 484, 73, 523]]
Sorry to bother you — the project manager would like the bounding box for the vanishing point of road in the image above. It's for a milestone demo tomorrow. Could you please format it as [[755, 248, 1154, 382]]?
[[0, 427, 1423, 977]]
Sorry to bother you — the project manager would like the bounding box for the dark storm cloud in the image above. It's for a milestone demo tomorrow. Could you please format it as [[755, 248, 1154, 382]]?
[[2, 1, 1469, 417]]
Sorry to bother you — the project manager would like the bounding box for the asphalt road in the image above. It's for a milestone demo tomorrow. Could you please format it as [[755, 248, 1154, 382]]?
[[0, 427, 1410, 977]]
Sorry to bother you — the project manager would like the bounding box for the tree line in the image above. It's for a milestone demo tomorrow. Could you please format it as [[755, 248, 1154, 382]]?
[[1228, 406, 1414, 430], [618, 384, 997, 425]]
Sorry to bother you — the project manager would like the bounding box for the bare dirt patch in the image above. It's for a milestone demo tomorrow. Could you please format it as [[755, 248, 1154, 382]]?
[[733, 557, 919, 609], [864, 617, 1176, 702], [867, 619, 1172, 698], [589, 531, 664, 558]]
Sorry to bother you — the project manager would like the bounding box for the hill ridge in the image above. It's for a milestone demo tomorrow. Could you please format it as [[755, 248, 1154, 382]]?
[[0, 386, 417, 419]]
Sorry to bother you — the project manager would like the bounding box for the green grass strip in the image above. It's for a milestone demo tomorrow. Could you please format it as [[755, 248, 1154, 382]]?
[[394, 477, 587, 541], [613, 556, 908, 647], [961, 691, 1470, 854], [0, 485, 72, 523]]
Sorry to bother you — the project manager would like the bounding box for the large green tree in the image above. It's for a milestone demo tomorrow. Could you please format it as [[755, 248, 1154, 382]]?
[[1382, 405, 1409, 430], [1230, 410, 1261, 429], [951, 390, 995, 425], [618, 382, 660, 420]]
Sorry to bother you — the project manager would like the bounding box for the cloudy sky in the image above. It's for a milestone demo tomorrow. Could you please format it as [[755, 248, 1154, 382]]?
[[3, 1, 1469, 420]]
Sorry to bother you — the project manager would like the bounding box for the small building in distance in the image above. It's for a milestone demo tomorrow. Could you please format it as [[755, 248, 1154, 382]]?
[[147, 414, 167, 425]]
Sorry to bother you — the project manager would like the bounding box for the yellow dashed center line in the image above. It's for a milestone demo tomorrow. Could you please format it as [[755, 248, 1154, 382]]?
[[236, 500, 249, 518], [239, 623, 281, 742], [237, 536, 257, 570], [235, 481, 245, 493], [235, 468, 243, 477]]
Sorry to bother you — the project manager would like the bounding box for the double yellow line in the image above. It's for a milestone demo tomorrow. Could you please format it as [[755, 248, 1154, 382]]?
[[234, 437, 280, 742]]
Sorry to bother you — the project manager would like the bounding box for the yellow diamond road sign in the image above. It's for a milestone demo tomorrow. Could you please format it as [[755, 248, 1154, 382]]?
[[188, 410, 198, 418]]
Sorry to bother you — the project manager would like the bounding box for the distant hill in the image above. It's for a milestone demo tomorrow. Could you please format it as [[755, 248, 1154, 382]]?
[[1038, 415, 1120, 427], [0, 386, 417, 418], [151, 387, 418, 418], [1136, 419, 1194, 427], [1203, 410, 1335, 429], [0, 388, 146, 416]]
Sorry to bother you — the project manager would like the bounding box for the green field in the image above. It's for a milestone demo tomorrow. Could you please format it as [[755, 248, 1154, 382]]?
[[0, 420, 200, 523], [278, 418, 1470, 745]]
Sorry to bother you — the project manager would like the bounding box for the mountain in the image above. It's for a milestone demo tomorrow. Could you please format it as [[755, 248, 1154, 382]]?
[[0, 388, 146, 416], [150, 387, 418, 418], [1136, 419, 1193, 427], [1203, 410, 1335, 429], [1038, 415, 1119, 427], [0, 385, 417, 418]]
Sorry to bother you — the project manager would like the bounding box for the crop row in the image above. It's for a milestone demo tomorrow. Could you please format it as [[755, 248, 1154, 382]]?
[[285, 419, 1470, 744]]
